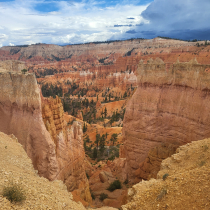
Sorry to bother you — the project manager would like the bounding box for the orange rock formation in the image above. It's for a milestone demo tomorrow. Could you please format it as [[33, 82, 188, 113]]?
[[122, 58, 210, 182], [0, 71, 91, 203]]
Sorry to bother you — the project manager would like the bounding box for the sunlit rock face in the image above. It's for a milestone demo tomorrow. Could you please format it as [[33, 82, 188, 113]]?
[[0, 71, 91, 203], [122, 58, 210, 182]]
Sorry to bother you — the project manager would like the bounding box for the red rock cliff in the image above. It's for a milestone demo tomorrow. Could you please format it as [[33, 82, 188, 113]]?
[[122, 58, 210, 182], [0, 71, 91, 203]]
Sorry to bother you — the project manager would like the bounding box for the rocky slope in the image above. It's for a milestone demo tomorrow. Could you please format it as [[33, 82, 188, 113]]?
[[122, 57, 210, 182], [0, 131, 117, 210], [0, 131, 86, 210], [122, 137, 210, 210], [0, 71, 91, 203]]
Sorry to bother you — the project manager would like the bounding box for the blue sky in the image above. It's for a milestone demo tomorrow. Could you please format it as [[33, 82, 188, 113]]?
[[0, 0, 209, 46]]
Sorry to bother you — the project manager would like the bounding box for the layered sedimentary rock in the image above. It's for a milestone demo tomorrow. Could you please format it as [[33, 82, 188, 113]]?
[[0, 72, 58, 180], [42, 96, 66, 143], [122, 58, 210, 181], [0, 71, 91, 203], [0, 60, 26, 72], [0, 38, 195, 63]]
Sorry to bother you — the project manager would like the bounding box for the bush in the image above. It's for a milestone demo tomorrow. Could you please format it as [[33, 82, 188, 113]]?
[[86, 172, 90, 179], [99, 193, 108, 201], [162, 173, 169, 181], [21, 69, 27, 74], [107, 180, 121, 192], [123, 179, 129, 185], [91, 191, 95, 200], [2, 182, 26, 203]]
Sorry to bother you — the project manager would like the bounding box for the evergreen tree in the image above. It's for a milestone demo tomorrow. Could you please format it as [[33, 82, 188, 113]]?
[[99, 134, 106, 154], [84, 135, 90, 143], [83, 123, 87, 133], [109, 93, 111, 101], [110, 133, 118, 146], [21, 69, 27, 74], [104, 107, 107, 118], [85, 99, 89, 108], [123, 91, 127, 98], [105, 132, 109, 138], [93, 147, 98, 159], [105, 96, 108, 102], [95, 133, 100, 150]]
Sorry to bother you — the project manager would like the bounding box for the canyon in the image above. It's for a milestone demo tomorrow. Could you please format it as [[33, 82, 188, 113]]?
[[1, 38, 210, 209]]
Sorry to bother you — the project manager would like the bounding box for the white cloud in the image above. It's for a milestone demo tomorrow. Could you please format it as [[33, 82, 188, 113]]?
[[0, 0, 149, 46]]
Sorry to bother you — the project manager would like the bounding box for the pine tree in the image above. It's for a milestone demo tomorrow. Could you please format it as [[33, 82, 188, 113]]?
[[95, 133, 100, 150], [93, 147, 97, 159], [83, 123, 87, 133], [110, 133, 118, 146], [99, 134, 106, 154], [104, 107, 107, 118]]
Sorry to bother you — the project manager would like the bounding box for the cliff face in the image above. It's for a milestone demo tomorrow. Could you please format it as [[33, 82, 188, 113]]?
[[0, 60, 26, 72], [0, 72, 91, 203], [122, 58, 210, 181], [0, 72, 59, 180]]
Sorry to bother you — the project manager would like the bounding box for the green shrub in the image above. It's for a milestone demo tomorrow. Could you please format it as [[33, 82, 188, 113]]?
[[107, 180, 121, 192], [162, 173, 169, 181], [99, 193, 108, 201], [123, 179, 128, 185], [86, 172, 90, 179], [21, 69, 27, 74], [2, 182, 26, 203], [91, 191, 95, 200]]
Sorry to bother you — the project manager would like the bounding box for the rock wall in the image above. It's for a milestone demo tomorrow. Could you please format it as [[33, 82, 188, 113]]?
[[42, 96, 66, 143], [0, 72, 59, 180], [0, 60, 26, 72], [0, 71, 91, 203], [122, 58, 210, 182]]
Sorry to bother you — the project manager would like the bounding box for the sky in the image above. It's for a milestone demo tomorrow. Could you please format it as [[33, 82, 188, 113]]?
[[0, 0, 210, 47]]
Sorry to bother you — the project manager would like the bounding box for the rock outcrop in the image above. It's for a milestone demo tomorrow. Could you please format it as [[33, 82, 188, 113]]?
[[0, 71, 59, 180], [42, 96, 66, 143], [0, 60, 26, 72], [122, 137, 210, 210], [0, 131, 118, 210], [122, 58, 210, 182], [0, 131, 86, 210], [0, 71, 91, 203]]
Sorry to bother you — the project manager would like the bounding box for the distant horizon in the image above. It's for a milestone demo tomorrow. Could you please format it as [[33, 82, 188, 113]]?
[[1, 36, 207, 48], [0, 0, 210, 47]]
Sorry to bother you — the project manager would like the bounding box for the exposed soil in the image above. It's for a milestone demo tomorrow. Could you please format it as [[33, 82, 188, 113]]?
[[122, 138, 210, 210]]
